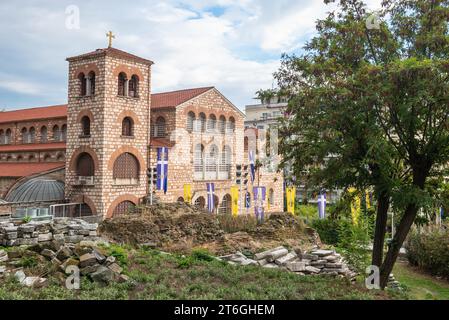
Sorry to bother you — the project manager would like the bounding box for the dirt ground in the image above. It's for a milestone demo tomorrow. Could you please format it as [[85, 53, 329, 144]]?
[[99, 203, 320, 255]]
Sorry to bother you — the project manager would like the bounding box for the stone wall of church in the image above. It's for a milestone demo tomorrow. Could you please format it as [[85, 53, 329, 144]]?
[[65, 53, 151, 218]]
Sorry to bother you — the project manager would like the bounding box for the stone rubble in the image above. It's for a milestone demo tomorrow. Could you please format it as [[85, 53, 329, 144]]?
[[220, 246, 358, 280], [0, 219, 99, 247], [0, 240, 130, 287]]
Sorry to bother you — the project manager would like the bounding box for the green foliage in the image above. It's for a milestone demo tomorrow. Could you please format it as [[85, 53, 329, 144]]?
[[312, 218, 340, 245], [17, 256, 38, 268], [22, 216, 32, 223], [406, 229, 449, 279], [105, 244, 128, 266]]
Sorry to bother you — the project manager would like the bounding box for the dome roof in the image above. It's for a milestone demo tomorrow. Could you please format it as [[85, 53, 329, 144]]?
[[6, 178, 64, 203]]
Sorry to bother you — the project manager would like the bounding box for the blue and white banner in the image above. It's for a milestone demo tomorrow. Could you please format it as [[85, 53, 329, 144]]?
[[253, 186, 266, 222], [249, 150, 256, 183], [207, 183, 215, 213], [245, 192, 251, 209], [157, 147, 168, 194], [318, 191, 326, 219]]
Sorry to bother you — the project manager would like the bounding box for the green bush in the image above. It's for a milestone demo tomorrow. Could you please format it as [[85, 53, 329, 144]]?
[[405, 228, 449, 279], [311, 219, 340, 245]]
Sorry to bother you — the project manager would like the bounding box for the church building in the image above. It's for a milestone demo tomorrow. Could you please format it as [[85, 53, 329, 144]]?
[[0, 44, 284, 219]]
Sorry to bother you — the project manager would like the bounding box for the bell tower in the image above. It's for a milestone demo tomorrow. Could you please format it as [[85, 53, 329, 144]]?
[[65, 44, 153, 218]]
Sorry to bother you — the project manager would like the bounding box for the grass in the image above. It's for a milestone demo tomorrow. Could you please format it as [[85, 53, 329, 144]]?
[[393, 261, 449, 300], [0, 245, 392, 300]]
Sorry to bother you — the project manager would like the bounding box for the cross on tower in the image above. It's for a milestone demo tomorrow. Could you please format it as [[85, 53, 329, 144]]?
[[106, 31, 115, 48]]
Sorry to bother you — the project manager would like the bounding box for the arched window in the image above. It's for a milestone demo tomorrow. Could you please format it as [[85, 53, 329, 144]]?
[[205, 144, 218, 179], [207, 114, 217, 132], [198, 113, 206, 132], [177, 197, 185, 203], [57, 153, 65, 162], [194, 144, 204, 180], [81, 116, 91, 136], [17, 155, 23, 162], [78, 73, 87, 96], [194, 196, 205, 209], [122, 117, 134, 137], [53, 125, 61, 141], [40, 126, 48, 143], [269, 188, 275, 207], [219, 116, 226, 134], [244, 136, 249, 154], [21, 127, 28, 144], [129, 75, 139, 98], [0, 130, 4, 145], [113, 201, 136, 216], [61, 125, 67, 141], [87, 71, 95, 96], [227, 117, 235, 133], [43, 154, 51, 162], [219, 145, 232, 179], [29, 127, 36, 143], [76, 152, 95, 176], [113, 152, 140, 184], [186, 111, 195, 132], [6, 155, 12, 162], [5, 129, 11, 144], [154, 116, 166, 137], [219, 194, 232, 215], [29, 154, 36, 162], [118, 72, 127, 96]]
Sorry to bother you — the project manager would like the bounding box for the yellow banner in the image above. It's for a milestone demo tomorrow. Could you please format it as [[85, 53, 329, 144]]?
[[365, 191, 371, 209], [183, 184, 192, 204], [286, 187, 296, 215], [349, 187, 361, 225], [231, 186, 239, 217]]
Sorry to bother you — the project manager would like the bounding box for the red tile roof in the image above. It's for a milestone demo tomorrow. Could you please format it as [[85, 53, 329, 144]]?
[[66, 47, 154, 65], [0, 105, 68, 124], [151, 87, 214, 109], [0, 162, 65, 178], [0, 142, 66, 152]]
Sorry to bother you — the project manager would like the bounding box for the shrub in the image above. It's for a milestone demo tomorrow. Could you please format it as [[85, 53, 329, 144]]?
[[405, 228, 449, 279], [311, 219, 340, 245]]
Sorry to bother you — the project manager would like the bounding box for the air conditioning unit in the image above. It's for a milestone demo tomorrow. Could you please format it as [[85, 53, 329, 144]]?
[[76, 176, 94, 186]]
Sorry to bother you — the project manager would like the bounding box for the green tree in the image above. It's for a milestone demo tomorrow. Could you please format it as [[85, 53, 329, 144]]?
[[276, 0, 449, 288]]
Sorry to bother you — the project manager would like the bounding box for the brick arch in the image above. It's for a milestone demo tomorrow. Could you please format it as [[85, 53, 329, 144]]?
[[71, 195, 98, 216], [68, 146, 100, 172], [107, 146, 145, 171], [76, 109, 95, 123], [117, 110, 141, 125], [112, 65, 144, 82], [73, 64, 101, 80], [181, 105, 237, 120], [106, 194, 140, 218]]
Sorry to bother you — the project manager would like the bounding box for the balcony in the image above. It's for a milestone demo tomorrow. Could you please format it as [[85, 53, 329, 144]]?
[[74, 176, 94, 186]]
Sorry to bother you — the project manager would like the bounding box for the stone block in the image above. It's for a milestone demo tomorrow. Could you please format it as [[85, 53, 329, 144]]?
[[286, 261, 306, 272], [266, 248, 289, 262], [304, 266, 321, 274], [311, 250, 334, 257], [38, 233, 53, 242], [254, 246, 285, 260], [79, 253, 97, 268], [274, 252, 297, 265]]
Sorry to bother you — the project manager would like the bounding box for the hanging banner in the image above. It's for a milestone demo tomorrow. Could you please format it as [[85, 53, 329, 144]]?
[[349, 187, 361, 225], [230, 186, 239, 217], [207, 183, 215, 213], [318, 191, 326, 219], [183, 184, 192, 204], [365, 191, 371, 210], [254, 187, 266, 222], [249, 150, 256, 183], [245, 191, 251, 213], [156, 147, 169, 194], [286, 186, 296, 215]]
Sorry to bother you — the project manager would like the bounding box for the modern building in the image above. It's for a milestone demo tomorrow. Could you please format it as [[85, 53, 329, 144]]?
[[244, 96, 287, 131]]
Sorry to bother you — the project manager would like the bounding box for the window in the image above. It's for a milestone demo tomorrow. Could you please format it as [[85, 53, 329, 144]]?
[[194, 144, 204, 180], [194, 196, 205, 209], [154, 117, 166, 137], [0, 130, 4, 145], [87, 71, 96, 96], [5, 129, 11, 144], [198, 113, 206, 132], [122, 117, 133, 137], [113, 152, 139, 184], [207, 114, 216, 132], [61, 125, 67, 141], [43, 154, 51, 162], [118, 72, 127, 96], [29, 127, 36, 143], [53, 125, 61, 141], [21, 128, 29, 144], [219, 145, 231, 178], [81, 116, 91, 136], [113, 201, 136, 216], [186, 111, 195, 132], [205, 144, 218, 179], [76, 153, 95, 176], [219, 194, 232, 215], [40, 126, 48, 143], [227, 117, 235, 132], [129, 75, 139, 97], [78, 73, 87, 96], [29, 154, 36, 162], [219, 116, 226, 134], [17, 155, 23, 162], [269, 189, 274, 207], [57, 153, 65, 162]]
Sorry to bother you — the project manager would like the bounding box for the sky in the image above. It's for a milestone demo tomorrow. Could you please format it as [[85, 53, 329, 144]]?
[[0, 0, 381, 111]]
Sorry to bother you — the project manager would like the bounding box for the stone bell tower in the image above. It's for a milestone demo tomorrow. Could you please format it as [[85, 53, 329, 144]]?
[[65, 40, 153, 218]]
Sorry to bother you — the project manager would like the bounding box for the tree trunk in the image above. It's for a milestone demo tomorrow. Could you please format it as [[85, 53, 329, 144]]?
[[379, 204, 418, 288], [372, 191, 389, 267]]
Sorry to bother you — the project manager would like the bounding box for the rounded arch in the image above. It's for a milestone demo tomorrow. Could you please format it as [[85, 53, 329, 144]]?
[[227, 116, 235, 132], [112, 65, 144, 83], [52, 125, 61, 141], [71, 194, 98, 216], [78, 72, 87, 96], [106, 194, 139, 218], [43, 153, 52, 162], [107, 146, 145, 171], [129, 74, 139, 98], [154, 116, 166, 137], [29, 127, 36, 143], [186, 111, 196, 132], [76, 109, 95, 123], [40, 126, 48, 143], [219, 194, 232, 215], [117, 72, 127, 96], [117, 109, 141, 125], [122, 117, 134, 136], [194, 196, 206, 209], [56, 152, 65, 162], [113, 152, 140, 181], [177, 196, 185, 203], [218, 115, 226, 134], [268, 188, 275, 207], [73, 64, 100, 81], [81, 116, 91, 136], [69, 146, 100, 172], [76, 152, 95, 176], [198, 112, 206, 132], [207, 114, 217, 131]]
